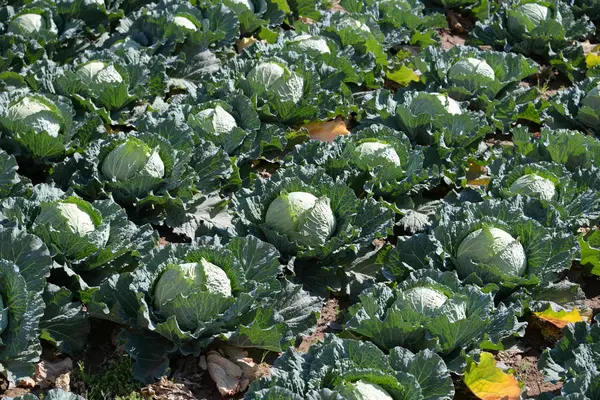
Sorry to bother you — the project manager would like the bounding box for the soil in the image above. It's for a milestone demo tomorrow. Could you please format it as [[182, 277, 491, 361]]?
[[438, 29, 467, 50]]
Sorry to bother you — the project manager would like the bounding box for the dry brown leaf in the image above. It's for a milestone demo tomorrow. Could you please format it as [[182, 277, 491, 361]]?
[[140, 376, 195, 400]]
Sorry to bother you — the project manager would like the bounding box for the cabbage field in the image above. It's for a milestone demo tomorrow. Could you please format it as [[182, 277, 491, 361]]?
[[1, 0, 600, 399]]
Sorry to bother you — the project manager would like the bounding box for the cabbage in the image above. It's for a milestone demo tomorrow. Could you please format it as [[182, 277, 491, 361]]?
[[246, 62, 305, 104], [411, 92, 462, 116], [76, 61, 124, 92], [509, 173, 557, 201], [195, 106, 238, 135], [400, 287, 448, 314], [229, 0, 255, 12], [448, 58, 496, 91], [101, 139, 165, 182], [265, 191, 336, 247], [338, 17, 371, 33], [290, 35, 331, 54], [456, 227, 527, 278], [355, 141, 401, 167], [8, 13, 44, 36], [35, 201, 96, 236], [507, 3, 560, 36], [6, 96, 63, 138], [581, 84, 600, 109], [345, 380, 393, 400], [173, 15, 198, 31]]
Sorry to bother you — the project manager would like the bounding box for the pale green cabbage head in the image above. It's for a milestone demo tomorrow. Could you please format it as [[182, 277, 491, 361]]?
[[76, 61, 124, 92], [195, 105, 238, 135], [507, 3, 560, 36], [229, 0, 255, 12], [173, 15, 198, 31], [355, 141, 401, 167], [291, 35, 331, 54], [154, 259, 232, 310], [265, 191, 336, 247], [456, 227, 527, 278], [247, 62, 305, 104], [8, 13, 44, 35], [345, 380, 393, 400], [400, 287, 448, 314], [6, 96, 62, 138], [448, 58, 496, 90], [36, 201, 96, 236], [101, 139, 165, 182], [338, 17, 371, 33], [509, 173, 557, 201], [411, 92, 462, 116], [581, 84, 600, 109]]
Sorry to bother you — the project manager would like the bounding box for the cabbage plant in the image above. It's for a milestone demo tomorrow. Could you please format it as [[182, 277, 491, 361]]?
[[0, 91, 76, 160], [469, 0, 594, 79], [87, 235, 321, 382], [538, 316, 600, 399], [431, 198, 575, 292], [52, 115, 234, 225], [0, 226, 52, 384], [246, 335, 454, 400], [415, 46, 539, 128], [488, 159, 600, 227], [0, 184, 156, 283], [233, 165, 394, 264], [287, 124, 432, 200], [344, 270, 525, 372], [185, 95, 261, 155], [545, 77, 600, 136]]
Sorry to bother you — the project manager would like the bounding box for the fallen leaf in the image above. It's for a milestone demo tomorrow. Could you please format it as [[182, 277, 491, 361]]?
[[302, 118, 349, 142], [141, 376, 195, 400], [534, 306, 583, 329], [464, 352, 522, 400]]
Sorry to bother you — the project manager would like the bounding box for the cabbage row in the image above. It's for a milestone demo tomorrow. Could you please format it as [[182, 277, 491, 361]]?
[[0, 0, 599, 399]]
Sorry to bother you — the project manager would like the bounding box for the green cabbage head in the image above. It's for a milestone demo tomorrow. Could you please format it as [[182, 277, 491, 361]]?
[[195, 105, 238, 135], [507, 3, 560, 37], [172, 14, 198, 31], [448, 58, 496, 92], [355, 141, 401, 167], [6, 96, 64, 138], [509, 173, 557, 201], [246, 62, 305, 104], [411, 92, 462, 116], [101, 138, 165, 185], [8, 13, 46, 36], [265, 191, 336, 247], [76, 61, 124, 93], [581, 84, 600, 109], [340, 380, 394, 400], [456, 226, 527, 278], [290, 35, 331, 54], [36, 200, 97, 236]]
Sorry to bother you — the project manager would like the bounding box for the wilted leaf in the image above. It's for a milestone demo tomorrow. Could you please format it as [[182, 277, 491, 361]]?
[[534, 306, 583, 328], [464, 352, 521, 400]]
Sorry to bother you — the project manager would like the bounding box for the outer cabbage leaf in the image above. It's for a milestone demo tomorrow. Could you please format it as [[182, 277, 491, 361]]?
[[544, 77, 600, 136], [245, 334, 454, 400], [0, 226, 51, 384]]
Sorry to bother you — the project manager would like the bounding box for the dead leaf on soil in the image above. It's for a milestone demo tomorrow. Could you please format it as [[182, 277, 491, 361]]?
[[464, 352, 522, 400], [301, 118, 349, 142], [33, 358, 73, 389], [141, 376, 195, 400], [206, 344, 271, 397]]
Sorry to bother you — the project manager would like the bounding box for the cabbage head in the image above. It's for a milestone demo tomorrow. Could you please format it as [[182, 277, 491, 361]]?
[[172, 15, 198, 31], [448, 58, 496, 92], [101, 138, 165, 188], [76, 61, 124, 92], [581, 83, 600, 109], [8, 11, 56, 39], [355, 141, 401, 167], [411, 92, 462, 116], [5, 96, 63, 138], [246, 62, 305, 104], [339, 380, 394, 400], [194, 106, 238, 136], [265, 191, 336, 247], [153, 259, 232, 331], [290, 35, 331, 54], [509, 173, 557, 201], [456, 226, 527, 278], [507, 3, 559, 37]]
